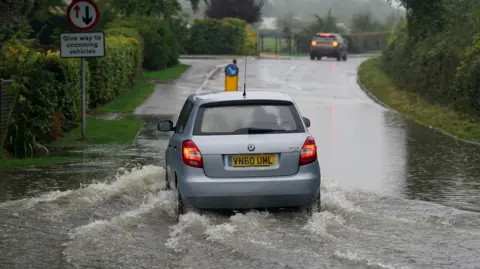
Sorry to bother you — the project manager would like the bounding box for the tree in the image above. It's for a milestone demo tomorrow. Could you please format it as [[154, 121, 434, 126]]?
[[106, 0, 201, 17], [387, 0, 445, 39], [299, 11, 343, 37], [204, 0, 266, 24], [350, 11, 387, 33], [276, 12, 310, 31], [384, 10, 403, 31], [323, 9, 339, 33], [0, 0, 34, 43]]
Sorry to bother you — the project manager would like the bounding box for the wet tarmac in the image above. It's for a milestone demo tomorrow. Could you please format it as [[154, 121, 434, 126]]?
[[1, 57, 479, 269]]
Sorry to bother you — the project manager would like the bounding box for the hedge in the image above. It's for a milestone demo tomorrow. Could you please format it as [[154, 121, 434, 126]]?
[[0, 34, 142, 158], [107, 16, 179, 70], [105, 27, 145, 52], [185, 18, 254, 55], [0, 41, 90, 157], [245, 26, 258, 55], [453, 34, 480, 113], [169, 17, 190, 55], [383, 0, 480, 117], [89, 35, 141, 108]]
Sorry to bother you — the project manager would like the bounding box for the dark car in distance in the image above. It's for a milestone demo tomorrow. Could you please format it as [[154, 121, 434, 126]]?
[[309, 33, 348, 61]]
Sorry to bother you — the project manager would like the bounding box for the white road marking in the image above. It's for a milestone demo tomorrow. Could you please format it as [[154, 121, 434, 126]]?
[[196, 64, 227, 94], [283, 64, 302, 91]]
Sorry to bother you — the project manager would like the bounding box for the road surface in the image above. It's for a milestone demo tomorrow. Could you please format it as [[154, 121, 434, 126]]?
[[1, 57, 479, 269]]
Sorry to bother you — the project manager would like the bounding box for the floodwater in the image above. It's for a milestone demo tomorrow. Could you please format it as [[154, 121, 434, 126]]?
[[0, 57, 479, 269]]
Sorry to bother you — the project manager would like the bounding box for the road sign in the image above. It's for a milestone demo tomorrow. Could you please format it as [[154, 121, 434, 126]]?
[[225, 64, 239, 91], [60, 32, 105, 58], [225, 64, 239, 77], [66, 0, 100, 31], [60, 31, 104, 141]]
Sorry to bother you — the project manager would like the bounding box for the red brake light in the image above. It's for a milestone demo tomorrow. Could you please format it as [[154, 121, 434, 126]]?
[[299, 136, 317, 166], [319, 33, 331, 37], [182, 140, 203, 168]]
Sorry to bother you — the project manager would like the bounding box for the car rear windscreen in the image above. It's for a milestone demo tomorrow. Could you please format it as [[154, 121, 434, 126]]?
[[313, 36, 335, 42], [193, 100, 305, 135]]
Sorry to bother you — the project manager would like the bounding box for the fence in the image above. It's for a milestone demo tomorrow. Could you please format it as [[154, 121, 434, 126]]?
[[0, 79, 15, 151], [258, 31, 389, 56]]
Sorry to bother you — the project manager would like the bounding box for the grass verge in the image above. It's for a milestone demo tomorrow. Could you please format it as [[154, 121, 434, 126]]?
[[1, 118, 144, 168], [97, 83, 155, 113], [98, 64, 191, 114], [53, 118, 144, 147], [358, 57, 480, 142], [141, 64, 190, 81], [1, 64, 191, 168]]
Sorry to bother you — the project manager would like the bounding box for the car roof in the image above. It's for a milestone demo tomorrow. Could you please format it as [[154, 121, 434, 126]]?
[[189, 90, 295, 106]]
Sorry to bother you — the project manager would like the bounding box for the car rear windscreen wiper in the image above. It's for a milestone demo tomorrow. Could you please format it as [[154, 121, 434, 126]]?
[[232, 127, 288, 134], [246, 128, 287, 134]]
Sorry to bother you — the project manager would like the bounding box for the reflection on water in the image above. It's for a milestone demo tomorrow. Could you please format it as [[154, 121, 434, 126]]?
[[403, 117, 480, 212], [301, 97, 480, 212], [1, 93, 480, 213], [378, 110, 408, 195]]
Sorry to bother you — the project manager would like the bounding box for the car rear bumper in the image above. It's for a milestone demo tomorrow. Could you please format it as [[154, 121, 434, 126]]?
[[310, 47, 341, 57], [178, 161, 321, 209]]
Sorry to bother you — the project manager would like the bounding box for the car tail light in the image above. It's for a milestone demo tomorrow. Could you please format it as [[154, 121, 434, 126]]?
[[332, 41, 338, 47], [311, 41, 317, 46], [299, 136, 317, 166], [182, 140, 203, 168], [319, 33, 331, 37]]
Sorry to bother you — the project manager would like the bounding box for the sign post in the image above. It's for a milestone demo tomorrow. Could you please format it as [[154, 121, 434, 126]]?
[[62, 0, 103, 140], [224, 63, 239, 92]]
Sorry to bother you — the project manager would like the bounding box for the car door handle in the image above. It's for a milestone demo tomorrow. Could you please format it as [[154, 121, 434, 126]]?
[[173, 146, 177, 150]]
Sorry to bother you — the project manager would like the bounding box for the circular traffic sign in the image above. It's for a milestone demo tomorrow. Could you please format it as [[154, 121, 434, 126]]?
[[66, 0, 100, 31], [225, 64, 239, 77]]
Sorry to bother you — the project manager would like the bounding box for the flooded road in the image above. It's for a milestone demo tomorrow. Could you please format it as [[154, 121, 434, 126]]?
[[1, 57, 479, 269], [0, 59, 228, 203]]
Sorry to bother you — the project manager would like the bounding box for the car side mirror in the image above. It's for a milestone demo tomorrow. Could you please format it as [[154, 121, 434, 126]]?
[[158, 120, 174, 132], [302, 117, 311, 128]]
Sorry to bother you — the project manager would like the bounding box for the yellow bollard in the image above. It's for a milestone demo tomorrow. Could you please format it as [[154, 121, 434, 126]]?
[[224, 63, 239, 92]]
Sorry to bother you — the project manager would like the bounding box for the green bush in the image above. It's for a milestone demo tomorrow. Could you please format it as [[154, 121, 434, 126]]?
[[344, 32, 388, 53], [245, 26, 258, 55], [453, 34, 480, 114], [1, 33, 142, 157], [88, 35, 141, 108], [105, 27, 144, 75], [107, 16, 179, 70], [185, 18, 248, 55], [383, 0, 480, 117], [0, 41, 89, 157], [105, 27, 145, 52], [169, 17, 190, 54]]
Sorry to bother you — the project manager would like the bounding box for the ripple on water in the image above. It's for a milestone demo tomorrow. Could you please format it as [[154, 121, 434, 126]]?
[[1, 166, 480, 269]]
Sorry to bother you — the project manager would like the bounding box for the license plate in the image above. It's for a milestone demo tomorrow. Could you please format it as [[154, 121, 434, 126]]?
[[228, 154, 276, 167], [319, 42, 331, 46]]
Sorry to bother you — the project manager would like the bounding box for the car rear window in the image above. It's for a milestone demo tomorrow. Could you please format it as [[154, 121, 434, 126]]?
[[313, 35, 336, 42], [193, 100, 305, 135]]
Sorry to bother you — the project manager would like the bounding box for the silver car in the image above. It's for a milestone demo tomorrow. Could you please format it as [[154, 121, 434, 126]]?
[[157, 90, 321, 218]]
